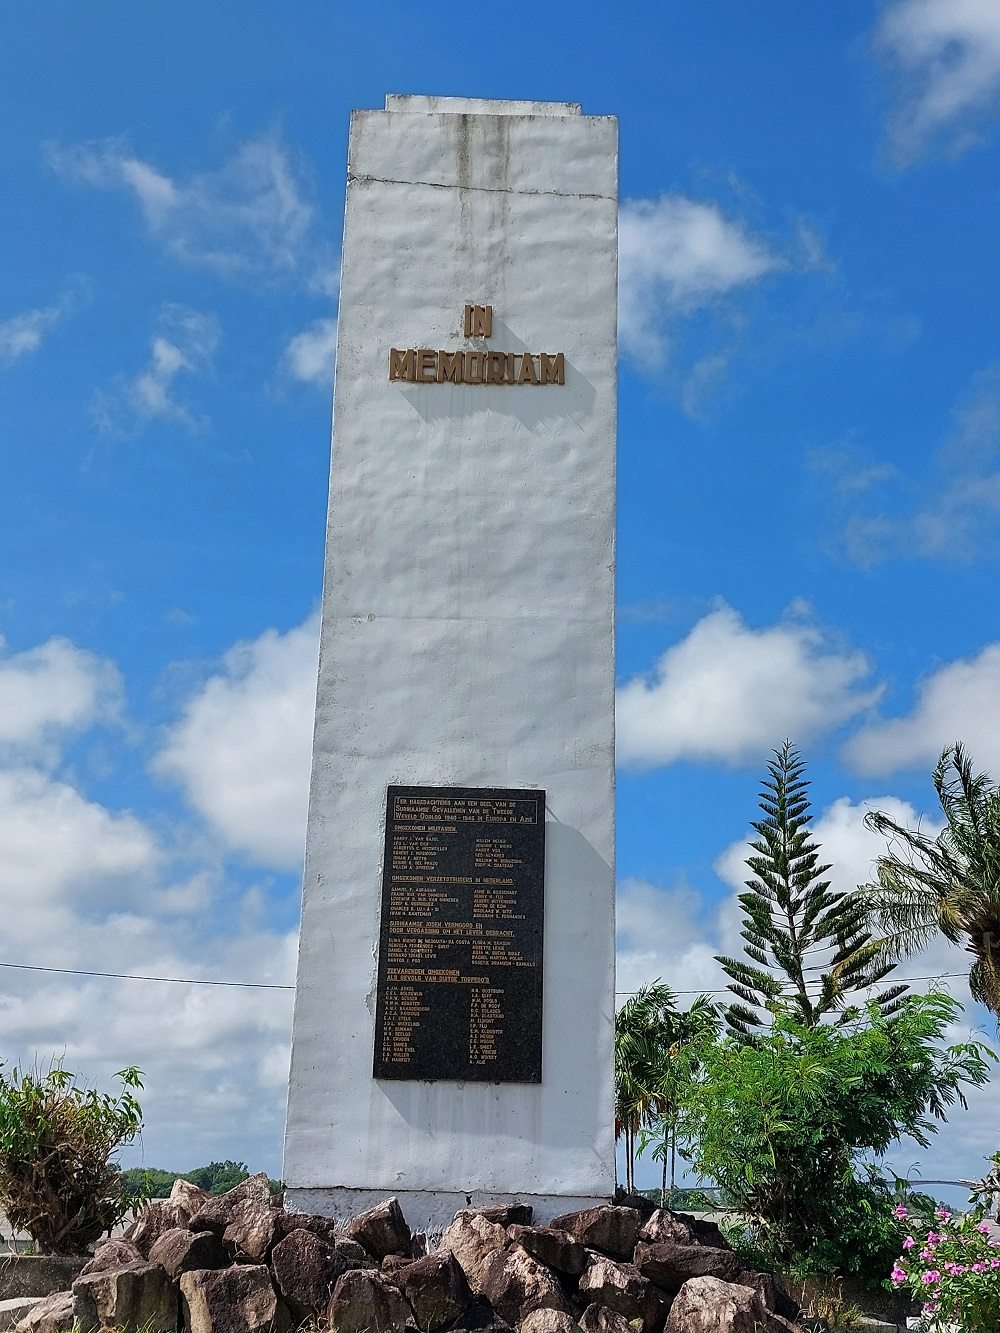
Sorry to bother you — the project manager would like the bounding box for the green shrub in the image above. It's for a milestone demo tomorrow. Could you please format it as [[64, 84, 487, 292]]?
[[0, 1063, 143, 1254]]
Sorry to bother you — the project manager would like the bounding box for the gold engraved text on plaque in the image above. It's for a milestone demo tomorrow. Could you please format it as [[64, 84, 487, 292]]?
[[389, 305, 565, 386]]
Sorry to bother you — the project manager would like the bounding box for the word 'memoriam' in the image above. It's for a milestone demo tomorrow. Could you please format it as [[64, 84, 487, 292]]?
[[389, 305, 566, 386]]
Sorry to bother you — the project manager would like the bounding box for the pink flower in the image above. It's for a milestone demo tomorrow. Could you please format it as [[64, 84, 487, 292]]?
[[902, 1236, 916, 1250], [927, 1231, 942, 1244], [891, 1266, 907, 1286], [973, 1262, 986, 1272], [922, 1271, 941, 1284], [936, 1208, 952, 1221], [978, 1222, 993, 1235], [893, 1205, 909, 1220]]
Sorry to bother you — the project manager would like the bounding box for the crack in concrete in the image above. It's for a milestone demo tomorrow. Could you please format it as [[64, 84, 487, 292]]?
[[347, 171, 615, 202]]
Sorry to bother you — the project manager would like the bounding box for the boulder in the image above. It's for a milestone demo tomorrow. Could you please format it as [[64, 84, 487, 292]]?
[[79, 1240, 143, 1277], [124, 1202, 185, 1258], [577, 1254, 667, 1333], [439, 1211, 508, 1294], [72, 1260, 177, 1333], [633, 1243, 742, 1295], [449, 1302, 514, 1333], [344, 1197, 412, 1260], [167, 1179, 211, 1224], [399, 1252, 473, 1332], [270, 1228, 353, 1322], [272, 1211, 339, 1245], [548, 1207, 641, 1261], [518, 1312, 581, 1333], [326, 1270, 413, 1333], [12, 1292, 74, 1333], [187, 1174, 273, 1239], [220, 1180, 280, 1262], [148, 1229, 226, 1280], [180, 1265, 290, 1333], [462, 1205, 533, 1228], [638, 1212, 697, 1248], [613, 1190, 658, 1221], [663, 1276, 782, 1333], [507, 1225, 586, 1278], [578, 1305, 635, 1333], [480, 1248, 570, 1326], [332, 1236, 379, 1269], [380, 1254, 413, 1278], [733, 1270, 798, 1321]]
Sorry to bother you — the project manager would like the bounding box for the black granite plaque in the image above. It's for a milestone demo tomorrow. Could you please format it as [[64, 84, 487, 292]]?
[[372, 785, 545, 1082]]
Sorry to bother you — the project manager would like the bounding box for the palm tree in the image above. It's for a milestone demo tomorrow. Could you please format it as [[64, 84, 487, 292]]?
[[614, 983, 717, 1195], [862, 743, 1000, 1017]]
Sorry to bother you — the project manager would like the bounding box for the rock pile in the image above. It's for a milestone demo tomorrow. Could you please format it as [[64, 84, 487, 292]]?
[[15, 1180, 804, 1333]]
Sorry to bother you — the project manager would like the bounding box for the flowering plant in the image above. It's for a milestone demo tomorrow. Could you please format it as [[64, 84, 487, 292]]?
[[890, 1203, 1000, 1331]]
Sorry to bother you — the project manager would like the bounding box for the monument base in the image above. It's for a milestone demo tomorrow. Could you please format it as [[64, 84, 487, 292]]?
[[284, 1187, 612, 1237]]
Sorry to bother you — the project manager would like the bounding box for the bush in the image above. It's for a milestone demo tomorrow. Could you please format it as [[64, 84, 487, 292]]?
[[891, 1203, 1000, 1331], [0, 1063, 143, 1254]]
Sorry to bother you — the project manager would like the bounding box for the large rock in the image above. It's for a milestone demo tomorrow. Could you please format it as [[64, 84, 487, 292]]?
[[548, 1207, 640, 1260], [12, 1293, 74, 1333], [638, 1211, 698, 1248], [219, 1179, 280, 1262], [663, 1276, 784, 1333], [398, 1252, 473, 1332], [633, 1242, 742, 1295], [480, 1248, 570, 1326], [167, 1179, 211, 1224], [124, 1203, 184, 1258], [272, 1211, 339, 1245], [461, 1205, 533, 1228], [733, 1270, 798, 1321], [187, 1174, 273, 1240], [578, 1305, 635, 1333], [270, 1229, 353, 1322], [72, 1260, 177, 1333], [79, 1240, 143, 1277], [148, 1229, 226, 1279], [180, 1265, 290, 1333], [577, 1254, 667, 1333], [344, 1197, 412, 1260], [449, 1302, 514, 1333], [439, 1211, 508, 1293], [326, 1270, 412, 1333], [613, 1190, 658, 1221], [518, 1312, 581, 1333], [507, 1225, 586, 1277]]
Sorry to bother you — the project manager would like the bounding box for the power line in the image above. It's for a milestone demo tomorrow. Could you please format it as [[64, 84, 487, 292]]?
[[0, 962, 294, 990]]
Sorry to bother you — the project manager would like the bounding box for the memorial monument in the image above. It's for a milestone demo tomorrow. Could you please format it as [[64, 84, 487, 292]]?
[[283, 94, 618, 1231]]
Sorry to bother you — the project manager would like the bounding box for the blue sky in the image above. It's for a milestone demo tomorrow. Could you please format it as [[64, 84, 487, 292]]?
[[3, 0, 1000, 1194]]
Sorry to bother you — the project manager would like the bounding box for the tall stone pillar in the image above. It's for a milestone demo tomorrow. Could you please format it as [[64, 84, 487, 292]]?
[[284, 95, 618, 1232]]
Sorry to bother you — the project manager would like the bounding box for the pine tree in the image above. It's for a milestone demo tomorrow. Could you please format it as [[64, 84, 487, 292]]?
[[716, 741, 906, 1039]]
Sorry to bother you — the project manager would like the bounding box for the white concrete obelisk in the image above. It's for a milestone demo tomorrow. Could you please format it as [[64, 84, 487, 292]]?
[[284, 95, 618, 1231]]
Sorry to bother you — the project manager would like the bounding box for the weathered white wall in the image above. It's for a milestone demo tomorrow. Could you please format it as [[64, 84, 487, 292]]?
[[283, 95, 618, 1232]]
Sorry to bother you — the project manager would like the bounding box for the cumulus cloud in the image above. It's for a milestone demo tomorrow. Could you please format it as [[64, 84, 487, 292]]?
[[153, 614, 320, 869], [844, 642, 1000, 776], [616, 604, 882, 770], [47, 131, 318, 279], [0, 278, 92, 365], [282, 317, 337, 387], [618, 194, 782, 369], [0, 635, 121, 761], [876, 0, 1000, 163], [616, 878, 724, 1000], [93, 305, 220, 436]]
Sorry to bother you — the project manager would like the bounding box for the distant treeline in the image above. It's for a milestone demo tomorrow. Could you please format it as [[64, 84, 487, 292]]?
[[121, 1160, 282, 1199]]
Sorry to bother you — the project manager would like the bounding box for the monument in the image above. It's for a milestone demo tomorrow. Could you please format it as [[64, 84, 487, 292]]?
[[283, 94, 618, 1231]]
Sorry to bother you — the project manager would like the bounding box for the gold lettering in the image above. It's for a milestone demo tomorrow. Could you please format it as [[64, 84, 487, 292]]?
[[517, 353, 539, 385], [487, 351, 507, 384], [540, 353, 565, 386], [389, 348, 415, 381], [464, 304, 493, 338], [464, 350, 486, 384], [506, 352, 515, 382], [437, 351, 463, 383], [417, 349, 437, 383]]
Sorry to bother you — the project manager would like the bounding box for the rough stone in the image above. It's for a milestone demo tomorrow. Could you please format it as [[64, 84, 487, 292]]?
[[187, 1174, 273, 1240], [272, 1211, 339, 1245], [480, 1247, 570, 1326], [507, 1225, 587, 1278], [12, 1291, 74, 1333], [578, 1305, 636, 1333], [633, 1243, 742, 1296], [180, 1264, 290, 1333], [518, 1311, 581, 1333], [399, 1252, 473, 1332], [124, 1203, 183, 1259], [270, 1228, 352, 1322], [72, 1260, 177, 1333], [449, 1301, 514, 1333], [332, 1235, 378, 1269], [577, 1254, 666, 1333], [326, 1269, 413, 1333], [344, 1196, 412, 1260], [548, 1207, 641, 1261], [638, 1212, 697, 1248], [220, 1179, 280, 1262], [380, 1254, 412, 1278], [148, 1228, 226, 1279], [439, 1211, 508, 1294], [663, 1276, 778, 1333], [462, 1205, 533, 1228], [613, 1191, 658, 1222], [168, 1179, 211, 1225], [79, 1240, 143, 1277], [734, 1270, 798, 1321]]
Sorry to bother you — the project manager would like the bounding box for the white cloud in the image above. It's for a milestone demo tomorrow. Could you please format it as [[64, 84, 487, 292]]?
[[616, 604, 882, 769], [0, 635, 121, 760], [47, 131, 317, 279], [844, 642, 1000, 776], [93, 305, 219, 436], [616, 878, 724, 1000], [618, 194, 782, 369], [876, 0, 1000, 163], [282, 317, 337, 387], [153, 613, 319, 869], [0, 278, 91, 365]]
